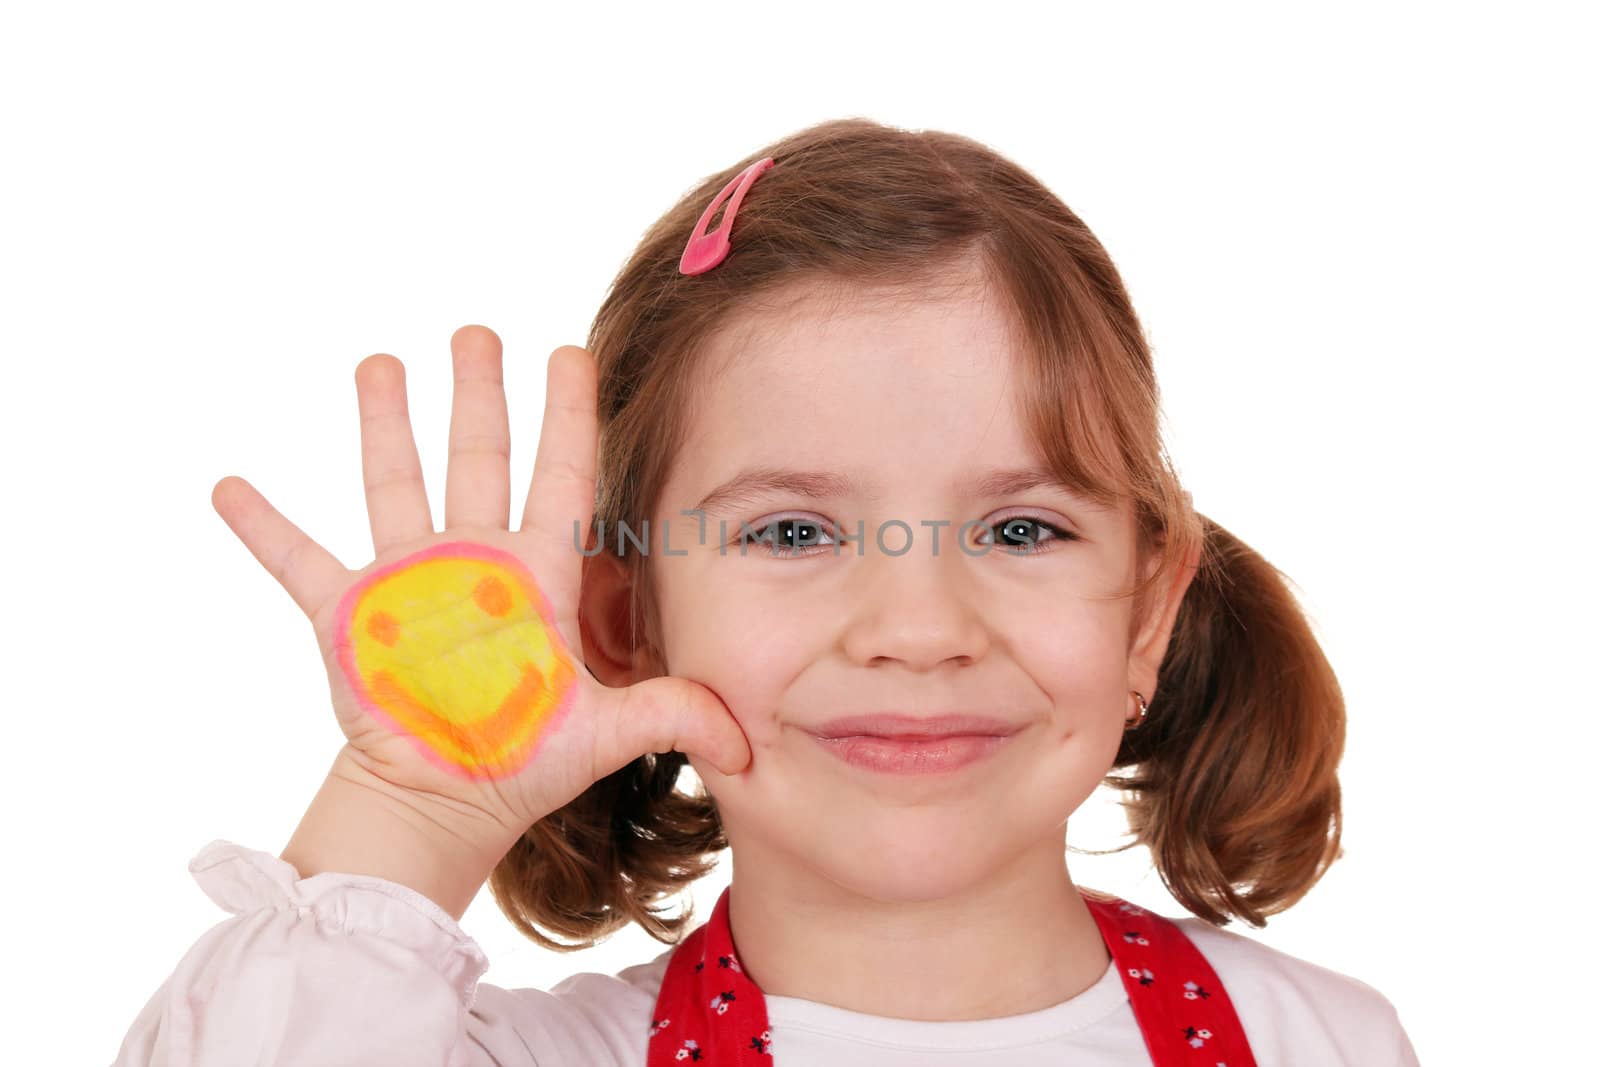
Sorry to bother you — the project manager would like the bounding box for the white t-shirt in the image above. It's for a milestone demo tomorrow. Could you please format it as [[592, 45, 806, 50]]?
[[113, 840, 1422, 1066]]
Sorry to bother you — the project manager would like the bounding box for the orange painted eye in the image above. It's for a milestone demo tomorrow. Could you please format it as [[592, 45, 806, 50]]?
[[332, 541, 578, 780]]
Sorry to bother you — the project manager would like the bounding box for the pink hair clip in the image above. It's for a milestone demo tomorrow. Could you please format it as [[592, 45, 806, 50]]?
[[678, 157, 776, 276]]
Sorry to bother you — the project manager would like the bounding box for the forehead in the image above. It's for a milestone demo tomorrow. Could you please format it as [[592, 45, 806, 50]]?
[[665, 276, 1046, 504], [704, 269, 1013, 371]]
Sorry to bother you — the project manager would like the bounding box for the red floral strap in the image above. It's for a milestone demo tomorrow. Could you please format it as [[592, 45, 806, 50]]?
[[1082, 891, 1259, 1066], [646, 886, 1257, 1066], [648, 888, 768, 1062]]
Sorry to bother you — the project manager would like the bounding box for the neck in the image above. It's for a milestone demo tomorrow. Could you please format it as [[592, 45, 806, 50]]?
[[724, 841, 1113, 1022]]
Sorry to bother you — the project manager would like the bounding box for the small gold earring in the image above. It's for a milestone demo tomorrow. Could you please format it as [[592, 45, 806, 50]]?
[[1126, 690, 1149, 730]]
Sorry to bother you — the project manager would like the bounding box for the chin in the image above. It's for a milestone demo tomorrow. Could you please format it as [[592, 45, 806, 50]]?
[[709, 754, 1072, 905], [788, 801, 1037, 904], [818, 833, 1017, 904]]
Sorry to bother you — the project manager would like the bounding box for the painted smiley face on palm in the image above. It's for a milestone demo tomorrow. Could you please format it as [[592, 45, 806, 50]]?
[[332, 541, 579, 781]]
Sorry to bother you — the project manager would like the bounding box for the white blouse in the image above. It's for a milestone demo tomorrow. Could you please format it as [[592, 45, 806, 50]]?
[[113, 839, 1422, 1066]]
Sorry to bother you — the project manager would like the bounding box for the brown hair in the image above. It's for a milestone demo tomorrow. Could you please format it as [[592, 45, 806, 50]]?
[[487, 117, 1345, 949]]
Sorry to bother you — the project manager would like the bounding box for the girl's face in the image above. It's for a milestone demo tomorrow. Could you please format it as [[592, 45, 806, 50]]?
[[634, 275, 1182, 904]]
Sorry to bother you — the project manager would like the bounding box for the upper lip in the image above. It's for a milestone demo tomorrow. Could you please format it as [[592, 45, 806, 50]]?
[[808, 713, 1023, 740]]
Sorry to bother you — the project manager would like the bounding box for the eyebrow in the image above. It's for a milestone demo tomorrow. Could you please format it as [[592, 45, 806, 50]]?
[[689, 465, 1106, 516]]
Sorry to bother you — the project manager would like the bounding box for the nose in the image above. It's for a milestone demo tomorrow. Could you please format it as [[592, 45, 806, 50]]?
[[838, 530, 991, 670]]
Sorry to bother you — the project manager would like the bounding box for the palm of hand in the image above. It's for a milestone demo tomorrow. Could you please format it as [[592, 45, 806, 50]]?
[[330, 539, 579, 782]]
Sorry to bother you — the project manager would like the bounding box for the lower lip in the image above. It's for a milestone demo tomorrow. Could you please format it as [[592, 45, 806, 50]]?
[[811, 733, 1012, 774]]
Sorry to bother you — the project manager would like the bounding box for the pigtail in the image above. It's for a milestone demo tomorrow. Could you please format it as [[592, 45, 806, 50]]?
[[487, 753, 727, 951], [1105, 514, 1347, 929]]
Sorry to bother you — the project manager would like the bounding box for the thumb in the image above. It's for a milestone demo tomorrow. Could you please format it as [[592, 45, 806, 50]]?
[[602, 675, 753, 778]]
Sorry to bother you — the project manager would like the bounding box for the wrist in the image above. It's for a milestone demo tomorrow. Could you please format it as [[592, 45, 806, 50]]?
[[281, 750, 524, 922]]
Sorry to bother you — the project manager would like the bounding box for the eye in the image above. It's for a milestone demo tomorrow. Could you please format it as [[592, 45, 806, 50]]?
[[978, 515, 1078, 556], [734, 514, 1079, 558], [737, 516, 842, 558]]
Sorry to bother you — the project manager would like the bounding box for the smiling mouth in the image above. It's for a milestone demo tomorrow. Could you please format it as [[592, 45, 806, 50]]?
[[811, 732, 1014, 775], [809, 712, 1022, 740]]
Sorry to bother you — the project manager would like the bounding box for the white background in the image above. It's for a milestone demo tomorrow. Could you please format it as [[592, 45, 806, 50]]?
[[2, 2, 1593, 1063]]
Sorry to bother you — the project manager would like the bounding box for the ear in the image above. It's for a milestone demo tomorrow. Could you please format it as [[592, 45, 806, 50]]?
[[578, 550, 660, 687], [1127, 534, 1203, 702]]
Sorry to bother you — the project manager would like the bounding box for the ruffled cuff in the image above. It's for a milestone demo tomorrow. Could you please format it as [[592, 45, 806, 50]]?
[[187, 839, 492, 1011]]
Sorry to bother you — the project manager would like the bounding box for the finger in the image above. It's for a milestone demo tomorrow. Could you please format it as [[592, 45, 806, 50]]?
[[445, 325, 512, 531], [518, 346, 598, 617], [356, 354, 433, 557], [211, 475, 349, 619], [603, 676, 753, 780]]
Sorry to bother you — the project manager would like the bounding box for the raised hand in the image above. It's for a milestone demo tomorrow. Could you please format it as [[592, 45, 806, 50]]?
[[210, 326, 751, 845]]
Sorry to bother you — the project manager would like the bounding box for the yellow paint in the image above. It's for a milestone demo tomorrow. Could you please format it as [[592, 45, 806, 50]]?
[[334, 542, 577, 780]]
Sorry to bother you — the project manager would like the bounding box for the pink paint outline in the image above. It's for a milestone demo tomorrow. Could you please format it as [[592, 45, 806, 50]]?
[[331, 539, 580, 782]]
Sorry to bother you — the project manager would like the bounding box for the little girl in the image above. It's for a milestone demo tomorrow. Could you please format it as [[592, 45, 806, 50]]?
[[114, 118, 1420, 1066]]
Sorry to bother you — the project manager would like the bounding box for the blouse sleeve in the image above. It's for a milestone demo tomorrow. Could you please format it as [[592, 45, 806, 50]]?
[[112, 839, 534, 1067]]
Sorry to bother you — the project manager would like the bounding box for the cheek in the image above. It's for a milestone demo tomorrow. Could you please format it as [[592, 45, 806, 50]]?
[[659, 567, 821, 718], [1009, 601, 1133, 702]]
